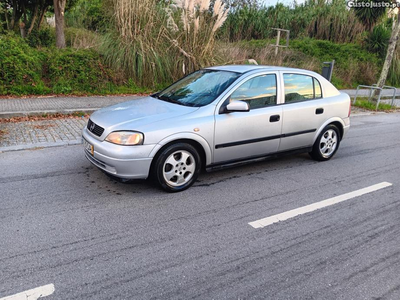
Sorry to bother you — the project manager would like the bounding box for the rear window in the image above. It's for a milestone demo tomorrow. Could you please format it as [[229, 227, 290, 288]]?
[[283, 74, 322, 103]]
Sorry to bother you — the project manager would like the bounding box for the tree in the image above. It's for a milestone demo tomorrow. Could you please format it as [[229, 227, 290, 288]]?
[[53, 0, 66, 48], [6, 0, 52, 35], [376, 15, 400, 91], [353, 1, 387, 31]]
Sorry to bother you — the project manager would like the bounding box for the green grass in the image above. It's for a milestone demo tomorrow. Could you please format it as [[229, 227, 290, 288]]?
[[353, 99, 394, 111]]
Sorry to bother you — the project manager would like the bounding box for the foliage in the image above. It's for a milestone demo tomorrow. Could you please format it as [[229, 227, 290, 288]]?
[[290, 38, 380, 87], [353, 1, 387, 31], [0, 34, 48, 95], [65, 0, 106, 31], [47, 48, 115, 94], [305, 0, 365, 43], [365, 24, 391, 58], [167, 0, 229, 72], [65, 27, 100, 49], [219, 0, 366, 43], [354, 99, 393, 111], [0, 2, 7, 33], [0, 34, 147, 96], [27, 27, 56, 47], [101, 0, 229, 87]]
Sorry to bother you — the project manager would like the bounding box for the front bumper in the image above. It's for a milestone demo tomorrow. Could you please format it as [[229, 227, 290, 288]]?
[[82, 127, 155, 179]]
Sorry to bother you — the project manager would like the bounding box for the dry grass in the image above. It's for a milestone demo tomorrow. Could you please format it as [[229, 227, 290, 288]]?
[[65, 28, 101, 49], [217, 43, 320, 72], [101, 0, 230, 86]]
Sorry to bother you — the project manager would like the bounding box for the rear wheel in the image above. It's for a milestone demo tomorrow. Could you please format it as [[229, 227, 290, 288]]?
[[309, 124, 341, 161], [152, 143, 201, 192]]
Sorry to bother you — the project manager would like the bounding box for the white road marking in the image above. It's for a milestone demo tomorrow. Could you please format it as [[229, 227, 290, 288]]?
[[249, 182, 393, 229], [0, 284, 55, 300]]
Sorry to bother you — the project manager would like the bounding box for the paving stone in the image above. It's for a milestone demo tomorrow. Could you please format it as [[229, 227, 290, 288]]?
[[0, 118, 88, 150]]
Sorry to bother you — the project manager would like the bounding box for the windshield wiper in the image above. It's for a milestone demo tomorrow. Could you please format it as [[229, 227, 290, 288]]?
[[157, 94, 184, 105]]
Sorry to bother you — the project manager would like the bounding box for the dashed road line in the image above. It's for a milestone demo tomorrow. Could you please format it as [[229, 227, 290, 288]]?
[[0, 284, 55, 300], [249, 182, 393, 229]]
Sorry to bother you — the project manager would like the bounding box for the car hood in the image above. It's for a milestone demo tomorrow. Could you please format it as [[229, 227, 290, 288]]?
[[90, 96, 199, 131]]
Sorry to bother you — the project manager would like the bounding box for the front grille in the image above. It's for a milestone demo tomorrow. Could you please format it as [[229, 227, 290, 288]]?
[[87, 119, 105, 137]]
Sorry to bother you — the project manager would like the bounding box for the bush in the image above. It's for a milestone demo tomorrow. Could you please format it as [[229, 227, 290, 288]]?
[[0, 34, 49, 95], [26, 27, 56, 48], [365, 24, 391, 58], [0, 34, 147, 96], [46, 48, 115, 94], [65, 0, 106, 31]]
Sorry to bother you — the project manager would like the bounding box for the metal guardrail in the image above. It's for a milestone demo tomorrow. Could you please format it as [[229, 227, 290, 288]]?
[[353, 84, 398, 110], [369, 84, 397, 107], [353, 85, 382, 110]]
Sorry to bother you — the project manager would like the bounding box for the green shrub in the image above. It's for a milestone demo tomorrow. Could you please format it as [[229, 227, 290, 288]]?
[[46, 48, 115, 94], [290, 38, 380, 87], [0, 34, 48, 95], [27, 27, 56, 48], [365, 24, 390, 58], [65, 0, 106, 31], [0, 34, 147, 96]]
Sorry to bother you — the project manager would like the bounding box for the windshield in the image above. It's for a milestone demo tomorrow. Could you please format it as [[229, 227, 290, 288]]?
[[152, 69, 240, 107]]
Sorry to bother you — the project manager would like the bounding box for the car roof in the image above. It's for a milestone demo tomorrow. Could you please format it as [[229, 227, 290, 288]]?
[[205, 65, 304, 74]]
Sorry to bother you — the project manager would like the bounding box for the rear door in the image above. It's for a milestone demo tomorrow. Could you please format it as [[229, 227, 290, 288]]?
[[213, 72, 283, 163], [278, 72, 326, 151]]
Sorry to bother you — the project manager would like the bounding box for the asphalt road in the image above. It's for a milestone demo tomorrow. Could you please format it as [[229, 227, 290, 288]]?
[[1, 113, 400, 300]]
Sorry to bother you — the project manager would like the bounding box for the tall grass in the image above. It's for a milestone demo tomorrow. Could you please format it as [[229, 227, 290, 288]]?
[[100, 0, 228, 87], [100, 0, 173, 87], [166, 0, 228, 73], [219, 0, 366, 43]]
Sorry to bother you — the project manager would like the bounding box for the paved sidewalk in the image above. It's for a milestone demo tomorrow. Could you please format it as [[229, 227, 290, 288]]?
[[0, 117, 88, 152], [0, 95, 142, 118]]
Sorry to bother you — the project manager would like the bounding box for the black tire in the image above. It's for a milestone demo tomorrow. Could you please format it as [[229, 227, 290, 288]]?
[[309, 124, 341, 161], [151, 143, 201, 192]]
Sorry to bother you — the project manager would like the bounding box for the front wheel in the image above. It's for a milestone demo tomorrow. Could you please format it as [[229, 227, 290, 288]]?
[[152, 143, 201, 192], [309, 124, 341, 161]]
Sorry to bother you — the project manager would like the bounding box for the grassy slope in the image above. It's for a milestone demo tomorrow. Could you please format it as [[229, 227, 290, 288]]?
[[0, 34, 381, 96]]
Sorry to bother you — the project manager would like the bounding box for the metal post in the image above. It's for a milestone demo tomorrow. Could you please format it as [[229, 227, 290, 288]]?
[[275, 30, 280, 56]]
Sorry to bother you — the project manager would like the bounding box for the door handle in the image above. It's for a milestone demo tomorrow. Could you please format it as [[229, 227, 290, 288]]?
[[316, 108, 324, 114], [270, 115, 280, 122]]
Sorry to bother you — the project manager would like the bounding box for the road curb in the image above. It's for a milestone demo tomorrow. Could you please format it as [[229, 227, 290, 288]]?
[[0, 108, 99, 119], [0, 139, 82, 153]]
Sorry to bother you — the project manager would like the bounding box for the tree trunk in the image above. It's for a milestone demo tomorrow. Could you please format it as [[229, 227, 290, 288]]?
[[53, 0, 66, 48], [10, 0, 17, 29], [5, 5, 10, 30], [27, 2, 39, 35], [37, 4, 48, 30], [377, 16, 400, 89]]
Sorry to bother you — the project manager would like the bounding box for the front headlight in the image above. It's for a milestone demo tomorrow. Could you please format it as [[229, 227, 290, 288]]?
[[105, 131, 144, 145]]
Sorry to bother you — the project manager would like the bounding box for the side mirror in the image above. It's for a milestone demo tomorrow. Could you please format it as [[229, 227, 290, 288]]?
[[226, 100, 250, 113]]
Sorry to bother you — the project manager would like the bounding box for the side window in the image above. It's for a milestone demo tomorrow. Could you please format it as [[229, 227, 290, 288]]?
[[283, 74, 314, 103], [230, 74, 277, 109], [314, 78, 322, 98]]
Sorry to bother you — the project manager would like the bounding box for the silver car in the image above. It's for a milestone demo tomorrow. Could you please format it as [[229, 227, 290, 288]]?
[[82, 65, 350, 192]]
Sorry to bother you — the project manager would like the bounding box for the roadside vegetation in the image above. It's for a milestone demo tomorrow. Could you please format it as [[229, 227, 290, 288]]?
[[0, 0, 399, 96], [353, 99, 396, 111]]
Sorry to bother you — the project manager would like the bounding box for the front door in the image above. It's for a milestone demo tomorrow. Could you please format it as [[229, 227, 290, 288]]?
[[214, 73, 283, 163]]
